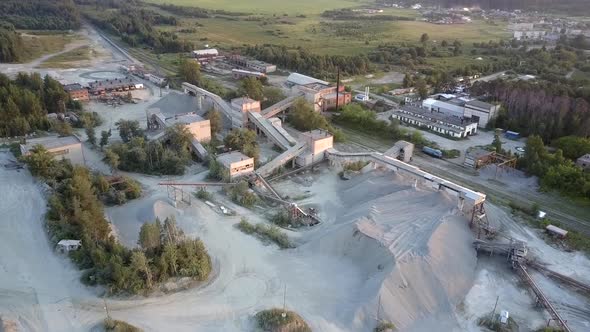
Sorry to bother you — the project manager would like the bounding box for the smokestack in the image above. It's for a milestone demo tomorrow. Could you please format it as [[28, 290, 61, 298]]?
[[335, 68, 340, 111]]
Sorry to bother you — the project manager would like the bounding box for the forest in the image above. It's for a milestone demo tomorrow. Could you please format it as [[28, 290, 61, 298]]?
[[0, 0, 81, 30], [21, 147, 211, 294], [80, 1, 193, 53], [0, 73, 75, 137], [0, 23, 24, 63], [471, 79, 590, 141], [243, 45, 374, 79]]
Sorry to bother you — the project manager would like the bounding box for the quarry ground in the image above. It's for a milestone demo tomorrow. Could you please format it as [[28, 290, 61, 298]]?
[[2, 147, 590, 331]]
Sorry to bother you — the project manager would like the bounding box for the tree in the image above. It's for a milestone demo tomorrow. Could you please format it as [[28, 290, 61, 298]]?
[[138, 220, 161, 251], [239, 77, 264, 101], [52, 121, 73, 136], [21, 145, 56, 179], [402, 74, 414, 88], [224, 128, 257, 151], [261, 86, 285, 108], [492, 129, 502, 153], [116, 120, 143, 143], [86, 126, 96, 147], [441, 40, 448, 47], [165, 124, 192, 154], [420, 33, 429, 44], [523, 135, 547, 176], [100, 130, 111, 150], [130, 251, 153, 289], [179, 59, 202, 86], [416, 78, 428, 100], [104, 149, 120, 172], [206, 108, 222, 136]]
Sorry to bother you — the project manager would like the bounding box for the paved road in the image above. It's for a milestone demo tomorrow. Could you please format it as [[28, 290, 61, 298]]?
[[336, 125, 590, 236]]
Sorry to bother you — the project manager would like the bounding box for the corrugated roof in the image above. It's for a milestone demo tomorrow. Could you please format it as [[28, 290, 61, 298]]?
[[193, 49, 218, 56], [287, 73, 329, 86], [21, 135, 81, 154], [149, 92, 201, 118], [466, 100, 495, 110]]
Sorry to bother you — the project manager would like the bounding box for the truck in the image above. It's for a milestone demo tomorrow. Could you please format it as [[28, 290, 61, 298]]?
[[422, 146, 443, 158]]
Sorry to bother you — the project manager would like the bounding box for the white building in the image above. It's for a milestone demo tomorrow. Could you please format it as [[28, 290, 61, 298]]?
[[144, 73, 167, 86], [56, 239, 81, 253], [393, 105, 478, 138], [20, 136, 84, 165], [464, 100, 500, 128], [513, 30, 546, 40]]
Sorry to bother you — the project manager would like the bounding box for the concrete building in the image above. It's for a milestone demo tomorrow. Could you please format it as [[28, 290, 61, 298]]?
[[296, 129, 334, 166], [193, 49, 220, 64], [576, 154, 590, 170], [384, 140, 414, 163], [20, 136, 84, 165], [217, 151, 255, 180], [513, 30, 546, 40], [88, 77, 142, 95], [463, 148, 494, 169], [63, 83, 89, 102], [393, 105, 478, 138], [56, 239, 81, 253], [164, 114, 211, 143], [464, 100, 500, 128], [229, 55, 276, 73], [144, 73, 167, 86], [232, 97, 261, 125], [422, 97, 466, 117], [232, 69, 266, 80], [287, 73, 351, 112]]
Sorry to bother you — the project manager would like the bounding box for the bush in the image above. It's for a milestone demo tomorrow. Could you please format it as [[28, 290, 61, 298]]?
[[442, 149, 460, 159], [227, 181, 257, 208], [343, 161, 369, 172], [375, 321, 396, 332], [195, 188, 212, 200], [104, 318, 142, 332], [236, 219, 293, 249], [255, 308, 311, 332]]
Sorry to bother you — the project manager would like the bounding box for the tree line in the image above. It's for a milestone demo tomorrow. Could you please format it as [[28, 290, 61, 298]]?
[[0, 73, 76, 137], [150, 3, 249, 18], [471, 79, 590, 141], [243, 45, 374, 79], [321, 8, 415, 21], [21, 146, 211, 294], [80, 1, 193, 53], [0, 23, 24, 63], [0, 0, 81, 30]]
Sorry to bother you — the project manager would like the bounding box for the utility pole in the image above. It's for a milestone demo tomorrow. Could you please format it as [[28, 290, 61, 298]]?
[[103, 298, 111, 321], [491, 296, 499, 321], [335, 68, 340, 111], [281, 284, 287, 319]]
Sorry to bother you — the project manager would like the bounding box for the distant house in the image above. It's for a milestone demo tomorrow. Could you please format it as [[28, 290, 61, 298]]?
[[576, 154, 590, 171], [63, 83, 89, 102], [56, 239, 81, 253], [20, 136, 84, 165]]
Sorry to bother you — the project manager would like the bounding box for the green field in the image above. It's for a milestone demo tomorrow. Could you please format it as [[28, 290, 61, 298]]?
[[19, 32, 73, 62], [145, 0, 366, 15], [38, 46, 93, 68], [159, 14, 508, 57]]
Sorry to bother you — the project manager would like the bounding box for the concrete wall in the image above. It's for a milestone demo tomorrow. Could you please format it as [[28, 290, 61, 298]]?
[[48, 143, 85, 165], [226, 158, 255, 180], [186, 120, 211, 143]]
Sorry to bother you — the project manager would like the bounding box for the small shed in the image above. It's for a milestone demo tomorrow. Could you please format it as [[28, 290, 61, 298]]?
[[546, 224, 568, 238], [500, 310, 510, 324], [56, 239, 81, 253]]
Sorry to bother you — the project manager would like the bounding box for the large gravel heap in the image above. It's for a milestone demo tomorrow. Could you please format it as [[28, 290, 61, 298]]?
[[303, 171, 477, 331]]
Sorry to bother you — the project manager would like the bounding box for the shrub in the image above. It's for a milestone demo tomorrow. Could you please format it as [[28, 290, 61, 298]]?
[[375, 321, 396, 332], [195, 188, 212, 200], [236, 219, 293, 249], [104, 318, 142, 332], [255, 308, 311, 332]]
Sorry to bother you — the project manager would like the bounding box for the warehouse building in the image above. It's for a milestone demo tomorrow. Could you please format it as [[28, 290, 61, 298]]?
[[193, 49, 220, 64], [63, 83, 89, 102], [228, 55, 276, 73], [422, 94, 499, 128], [463, 100, 500, 128], [393, 105, 478, 138], [88, 77, 143, 95], [232, 69, 266, 80], [20, 136, 84, 165]]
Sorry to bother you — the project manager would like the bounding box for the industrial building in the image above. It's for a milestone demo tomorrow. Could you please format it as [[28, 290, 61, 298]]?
[[62, 83, 89, 102], [422, 95, 499, 128], [295, 129, 334, 166], [144, 73, 167, 86], [217, 151, 255, 180], [232, 97, 261, 125], [232, 69, 266, 80], [88, 78, 143, 95], [287, 73, 352, 112], [193, 49, 220, 64], [393, 105, 478, 138], [20, 136, 84, 165], [384, 140, 414, 163], [228, 55, 276, 73], [56, 239, 81, 253], [576, 154, 590, 171]]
